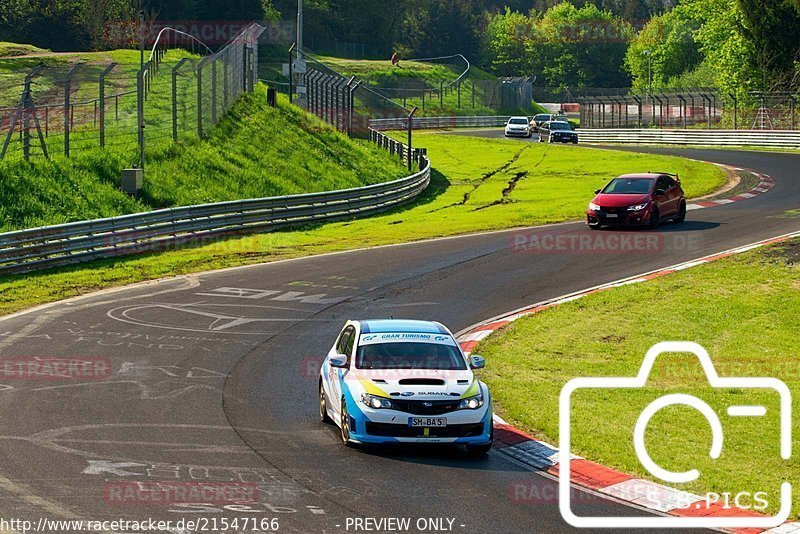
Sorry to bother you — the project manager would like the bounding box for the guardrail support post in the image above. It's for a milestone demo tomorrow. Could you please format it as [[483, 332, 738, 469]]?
[[791, 95, 797, 130]]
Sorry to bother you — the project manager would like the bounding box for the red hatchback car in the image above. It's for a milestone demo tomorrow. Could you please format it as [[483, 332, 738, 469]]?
[[587, 173, 687, 229]]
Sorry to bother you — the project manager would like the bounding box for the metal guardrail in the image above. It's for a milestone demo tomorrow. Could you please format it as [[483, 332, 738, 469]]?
[[575, 128, 800, 148], [370, 116, 510, 131], [373, 115, 800, 149], [0, 132, 430, 275]]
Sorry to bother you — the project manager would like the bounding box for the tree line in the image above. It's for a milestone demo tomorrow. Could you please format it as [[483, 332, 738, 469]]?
[[1, 0, 798, 95]]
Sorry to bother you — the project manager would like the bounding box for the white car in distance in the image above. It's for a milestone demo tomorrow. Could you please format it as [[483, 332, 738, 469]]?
[[504, 116, 533, 138]]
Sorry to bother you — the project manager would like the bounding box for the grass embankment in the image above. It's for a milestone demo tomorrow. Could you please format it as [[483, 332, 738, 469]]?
[[0, 88, 408, 231], [0, 132, 724, 316], [316, 55, 546, 117], [476, 239, 800, 516], [0, 42, 48, 57]]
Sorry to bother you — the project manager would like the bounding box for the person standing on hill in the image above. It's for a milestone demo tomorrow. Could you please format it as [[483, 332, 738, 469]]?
[[391, 52, 400, 67]]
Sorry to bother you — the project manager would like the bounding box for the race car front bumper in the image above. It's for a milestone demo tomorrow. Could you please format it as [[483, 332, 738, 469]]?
[[342, 389, 493, 445]]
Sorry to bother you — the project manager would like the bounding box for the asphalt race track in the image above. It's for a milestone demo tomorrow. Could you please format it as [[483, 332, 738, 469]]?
[[0, 136, 799, 533]]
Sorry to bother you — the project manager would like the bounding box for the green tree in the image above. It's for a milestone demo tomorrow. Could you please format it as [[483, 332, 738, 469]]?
[[624, 5, 701, 92]]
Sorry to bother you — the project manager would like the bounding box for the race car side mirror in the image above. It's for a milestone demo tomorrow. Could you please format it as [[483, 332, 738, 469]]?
[[470, 355, 486, 369], [594, 189, 601, 194], [329, 355, 348, 368]]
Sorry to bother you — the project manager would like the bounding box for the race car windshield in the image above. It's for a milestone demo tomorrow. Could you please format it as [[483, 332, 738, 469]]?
[[548, 122, 571, 130], [356, 342, 468, 370], [602, 178, 654, 195], [509, 118, 528, 125]]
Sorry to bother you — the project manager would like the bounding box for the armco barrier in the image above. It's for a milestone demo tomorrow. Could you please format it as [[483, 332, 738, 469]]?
[[575, 128, 800, 148], [372, 116, 800, 149], [0, 132, 429, 275], [370, 116, 510, 131]]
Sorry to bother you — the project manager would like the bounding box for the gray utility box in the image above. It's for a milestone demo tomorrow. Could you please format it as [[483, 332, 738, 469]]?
[[121, 168, 143, 195]]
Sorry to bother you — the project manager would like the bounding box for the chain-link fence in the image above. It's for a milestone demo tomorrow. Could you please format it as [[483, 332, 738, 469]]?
[[289, 47, 409, 138], [348, 55, 536, 115], [0, 23, 264, 165], [533, 86, 800, 130]]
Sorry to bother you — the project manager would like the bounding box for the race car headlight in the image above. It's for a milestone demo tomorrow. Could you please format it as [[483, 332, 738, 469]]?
[[361, 393, 392, 409], [589, 202, 601, 211], [627, 203, 649, 211], [458, 394, 484, 410]]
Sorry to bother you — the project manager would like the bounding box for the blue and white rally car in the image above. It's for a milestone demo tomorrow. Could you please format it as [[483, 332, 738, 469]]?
[[318, 319, 493, 454]]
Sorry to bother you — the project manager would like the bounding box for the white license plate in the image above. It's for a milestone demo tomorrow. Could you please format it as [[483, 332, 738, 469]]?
[[408, 417, 447, 428], [605, 213, 619, 218]]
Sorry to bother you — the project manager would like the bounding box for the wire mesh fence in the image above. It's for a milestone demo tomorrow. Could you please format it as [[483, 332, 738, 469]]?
[[0, 23, 265, 165], [533, 86, 800, 130], [289, 47, 409, 137]]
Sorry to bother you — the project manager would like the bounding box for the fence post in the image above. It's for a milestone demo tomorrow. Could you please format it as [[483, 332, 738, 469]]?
[[197, 58, 205, 138], [242, 42, 248, 93], [472, 80, 476, 109], [137, 63, 147, 169], [439, 81, 444, 109], [211, 57, 217, 125], [99, 63, 116, 148], [791, 95, 797, 130], [171, 58, 189, 142], [63, 64, 79, 157], [407, 107, 417, 172], [288, 44, 295, 104], [457, 81, 461, 109], [223, 56, 229, 110], [728, 94, 738, 130]]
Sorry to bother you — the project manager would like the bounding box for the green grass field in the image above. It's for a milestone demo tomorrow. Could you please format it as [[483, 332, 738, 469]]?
[[0, 131, 725, 317], [476, 239, 800, 516]]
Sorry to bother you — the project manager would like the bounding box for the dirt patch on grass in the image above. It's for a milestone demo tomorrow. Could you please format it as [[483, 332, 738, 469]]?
[[763, 238, 800, 265]]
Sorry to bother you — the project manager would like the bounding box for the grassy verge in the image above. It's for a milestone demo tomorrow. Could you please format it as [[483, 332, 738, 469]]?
[[0, 133, 724, 316], [0, 90, 408, 231], [476, 239, 800, 516]]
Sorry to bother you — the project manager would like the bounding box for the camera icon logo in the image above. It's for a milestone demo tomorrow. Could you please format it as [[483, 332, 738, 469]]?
[[558, 341, 792, 529]]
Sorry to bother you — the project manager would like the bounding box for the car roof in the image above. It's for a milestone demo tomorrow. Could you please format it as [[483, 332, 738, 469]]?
[[359, 319, 449, 334], [614, 173, 664, 180], [508, 116, 529, 120]]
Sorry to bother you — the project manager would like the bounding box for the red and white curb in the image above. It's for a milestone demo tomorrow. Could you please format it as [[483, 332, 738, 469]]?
[[687, 164, 775, 211], [457, 229, 800, 532]]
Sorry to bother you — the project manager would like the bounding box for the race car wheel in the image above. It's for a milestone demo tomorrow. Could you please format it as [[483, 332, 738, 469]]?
[[466, 426, 494, 456], [340, 396, 353, 446], [675, 201, 687, 223], [648, 207, 660, 228], [319, 380, 332, 424]]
